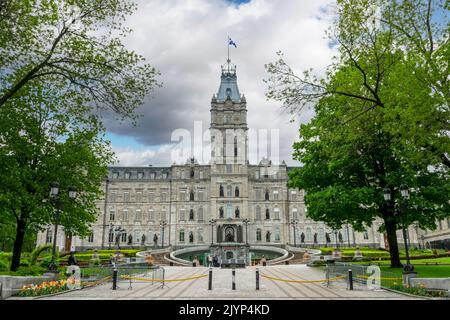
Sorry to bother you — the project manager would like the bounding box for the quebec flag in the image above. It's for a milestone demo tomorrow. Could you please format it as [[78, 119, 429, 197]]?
[[228, 37, 237, 48]]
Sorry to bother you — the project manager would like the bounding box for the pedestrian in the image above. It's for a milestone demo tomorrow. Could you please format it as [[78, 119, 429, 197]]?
[[68, 251, 78, 266]]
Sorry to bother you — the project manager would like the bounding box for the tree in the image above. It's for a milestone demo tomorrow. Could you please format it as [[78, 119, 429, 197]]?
[[0, 85, 114, 271], [265, 0, 449, 169], [0, 0, 160, 122], [265, 0, 449, 267]]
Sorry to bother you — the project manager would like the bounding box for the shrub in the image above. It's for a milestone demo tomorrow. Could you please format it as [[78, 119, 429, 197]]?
[[0, 259, 9, 271], [14, 265, 47, 276]]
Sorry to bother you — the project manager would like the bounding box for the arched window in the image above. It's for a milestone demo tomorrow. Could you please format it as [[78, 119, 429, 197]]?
[[219, 185, 224, 197], [256, 229, 262, 241], [190, 190, 194, 201], [266, 231, 271, 242], [189, 231, 194, 243], [235, 187, 240, 197], [255, 206, 261, 221], [265, 208, 270, 220], [300, 232, 305, 243], [219, 207, 224, 218], [190, 168, 195, 178], [235, 207, 240, 218], [265, 190, 270, 201], [189, 209, 194, 221]]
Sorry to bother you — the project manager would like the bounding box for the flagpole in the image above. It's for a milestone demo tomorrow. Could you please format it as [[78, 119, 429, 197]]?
[[227, 36, 230, 72]]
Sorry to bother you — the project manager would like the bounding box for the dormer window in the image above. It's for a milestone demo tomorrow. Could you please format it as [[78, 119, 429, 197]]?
[[137, 172, 143, 179], [125, 172, 131, 179]]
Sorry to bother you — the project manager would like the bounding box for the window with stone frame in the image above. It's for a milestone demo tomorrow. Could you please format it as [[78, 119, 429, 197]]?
[[161, 192, 167, 202], [363, 230, 369, 240], [108, 231, 114, 243], [291, 190, 297, 201], [123, 209, 129, 221], [124, 191, 130, 202], [109, 191, 117, 202], [273, 190, 279, 200], [255, 189, 261, 200], [198, 207, 204, 222], [148, 192, 155, 202], [292, 208, 298, 220], [189, 209, 195, 221], [137, 172, 144, 179], [125, 172, 131, 179], [148, 208, 154, 221], [161, 209, 167, 221], [226, 185, 232, 197], [135, 209, 142, 221], [265, 208, 270, 220], [274, 208, 280, 220], [136, 191, 143, 202], [198, 190, 204, 201], [256, 229, 262, 241], [255, 206, 261, 221], [179, 209, 186, 221], [275, 226, 281, 241], [121, 232, 127, 242], [198, 229, 204, 242], [109, 209, 115, 221]]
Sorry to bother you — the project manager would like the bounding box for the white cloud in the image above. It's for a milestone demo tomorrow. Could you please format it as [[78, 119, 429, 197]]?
[[109, 0, 336, 166]]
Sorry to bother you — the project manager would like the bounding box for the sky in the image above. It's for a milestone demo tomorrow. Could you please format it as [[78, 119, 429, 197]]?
[[105, 0, 336, 167]]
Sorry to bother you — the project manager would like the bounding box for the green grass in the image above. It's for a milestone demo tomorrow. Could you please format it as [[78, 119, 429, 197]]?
[[353, 257, 450, 265], [378, 265, 450, 278]]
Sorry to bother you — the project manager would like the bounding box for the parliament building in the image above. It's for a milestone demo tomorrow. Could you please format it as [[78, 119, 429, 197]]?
[[37, 59, 422, 252]]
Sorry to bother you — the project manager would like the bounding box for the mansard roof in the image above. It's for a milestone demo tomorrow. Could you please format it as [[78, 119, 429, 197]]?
[[216, 60, 241, 102]]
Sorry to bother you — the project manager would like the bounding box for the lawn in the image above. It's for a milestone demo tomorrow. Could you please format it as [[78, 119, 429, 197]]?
[[378, 265, 450, 278]]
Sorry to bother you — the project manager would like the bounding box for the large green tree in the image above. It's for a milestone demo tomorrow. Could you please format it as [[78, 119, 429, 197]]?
[[265, 0, 449, 267], [0, 0, 159, 122], [0, 85, 114, 271]]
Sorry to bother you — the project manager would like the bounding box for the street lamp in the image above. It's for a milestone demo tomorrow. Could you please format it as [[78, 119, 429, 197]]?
[[159, 220, 168, 249], [383, 185, 414, 273], [242, 219, 250, 245], [48, 182, 77, 272], [209, 219, 216, 245], [290, 220, 298, 247]]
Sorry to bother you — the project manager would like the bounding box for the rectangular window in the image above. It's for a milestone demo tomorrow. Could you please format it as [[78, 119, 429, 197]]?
[[180, 210, 185, 221], [109, 191, 116, 202], [273, 190, 279, 201], [125, 172, 131, 179], [226, 164, 232, 173], [148, 209, 154, 221], [135, 209, 142, 221], [121, 232, 127, 242], [124, 191, 130, 202], [123, 209, 128, 221], [161, 192, 167, 202], [179, 230, 185, 242], [274, 208, 280, 220], [88, 232, 94, 243], [109, 210, 115, 221], [148, 192, 155, 202], [256, 189, 261, 200], [198, 191, 204, 201], [137, 172, 143, 179], [199, 171, 204, 179]]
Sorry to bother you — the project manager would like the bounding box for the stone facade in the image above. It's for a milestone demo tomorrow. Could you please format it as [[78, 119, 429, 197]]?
[[36, 60, 421, 251]]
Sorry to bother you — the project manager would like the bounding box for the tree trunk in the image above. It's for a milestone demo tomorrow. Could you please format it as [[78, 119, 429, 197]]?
[[383, 215, 402, 268], [10, 218, 26, 271]]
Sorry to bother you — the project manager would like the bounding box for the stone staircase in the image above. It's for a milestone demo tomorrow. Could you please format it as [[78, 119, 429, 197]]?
[[288, 251, 306, 264]]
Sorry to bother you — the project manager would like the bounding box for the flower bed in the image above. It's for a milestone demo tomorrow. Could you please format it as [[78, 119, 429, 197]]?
[[18, 279, 75, 297]]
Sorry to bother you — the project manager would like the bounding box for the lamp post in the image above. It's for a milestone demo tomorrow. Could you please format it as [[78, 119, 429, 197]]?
[[290, 220, 298, 247], [209, 219, 216, 245], [242, 219, 250, 245], [160, 220, 168, 249], [48, 182, 77, 272], [383, 185, 414, 273]]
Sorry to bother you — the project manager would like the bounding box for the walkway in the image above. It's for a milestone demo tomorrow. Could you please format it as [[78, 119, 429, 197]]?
[[28, 265, 421, 300]]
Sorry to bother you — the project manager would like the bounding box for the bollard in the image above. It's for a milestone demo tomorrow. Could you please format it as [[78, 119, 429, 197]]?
[[112, 267, 118, 290], [208, 267, 213, 291], [348, 269, 353, 291], [256, 268, 260, 291], [232, 268, 236, 290]]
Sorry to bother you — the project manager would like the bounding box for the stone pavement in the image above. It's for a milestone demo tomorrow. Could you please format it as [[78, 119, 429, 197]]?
[[22, 265, 422, 300]]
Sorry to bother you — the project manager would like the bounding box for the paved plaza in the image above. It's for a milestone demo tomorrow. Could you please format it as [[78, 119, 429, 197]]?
[[26, 265, 421, 300]]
